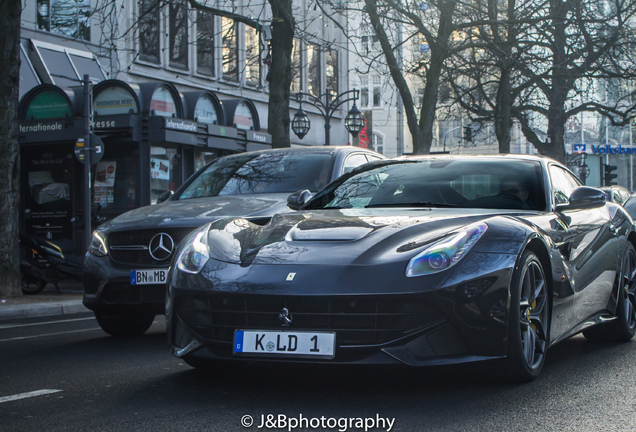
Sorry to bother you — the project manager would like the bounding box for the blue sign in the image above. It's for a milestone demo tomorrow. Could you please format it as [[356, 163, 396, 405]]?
[[573, 144, 586, 154]]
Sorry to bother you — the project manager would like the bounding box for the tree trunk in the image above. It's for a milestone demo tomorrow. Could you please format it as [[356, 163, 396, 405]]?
[[0, 0, 22, 297], [494, 68, 512, 154], [267, 0, 294, 148]]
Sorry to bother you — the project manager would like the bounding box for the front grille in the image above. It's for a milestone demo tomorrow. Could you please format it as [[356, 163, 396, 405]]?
[[177, 294, 445, 347], [108, 228, 194, 265]]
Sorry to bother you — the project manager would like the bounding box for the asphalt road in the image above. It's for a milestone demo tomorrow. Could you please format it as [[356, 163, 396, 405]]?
[[1, 313, 635, 432]]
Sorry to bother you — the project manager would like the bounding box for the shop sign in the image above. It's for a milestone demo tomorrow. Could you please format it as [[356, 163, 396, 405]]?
[[246, 131, 272, 144], [93, 119, 120, 129], [358, 111, 373, 148], [94, 86, 138, 115], [573, 144, 636, 155], [150, 87, 177, 117], [194, 95, 219, 125], [20, 121, 64, 134], [25, 90, 72, 120], [165, 118, 197, 132], [208, 124, 238, 139]]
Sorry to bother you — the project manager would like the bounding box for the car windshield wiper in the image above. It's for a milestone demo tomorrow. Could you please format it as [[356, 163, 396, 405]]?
[[365, 202, 460, 208]]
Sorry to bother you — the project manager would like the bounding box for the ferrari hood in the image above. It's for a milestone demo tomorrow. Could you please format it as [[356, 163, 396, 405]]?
[[102, 194, 292, 231], [205, 208, 529, 267]]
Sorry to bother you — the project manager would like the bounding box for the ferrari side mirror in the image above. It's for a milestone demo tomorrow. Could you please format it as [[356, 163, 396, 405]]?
[[557, 186, 606, 212]]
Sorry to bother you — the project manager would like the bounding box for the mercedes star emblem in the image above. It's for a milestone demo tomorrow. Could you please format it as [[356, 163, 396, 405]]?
[[149, 233, 175, 261], [279, 307, 293, 327]]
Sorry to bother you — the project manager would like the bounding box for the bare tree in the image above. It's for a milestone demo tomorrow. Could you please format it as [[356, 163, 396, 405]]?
[[511, 0, 636, 162], [266, 0, 294, 148], [447, 0, 544, 154], [0, 0, 22, 297]]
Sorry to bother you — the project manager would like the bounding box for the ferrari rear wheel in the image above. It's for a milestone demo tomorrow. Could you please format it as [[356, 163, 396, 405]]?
[[609, 242, 636, 341], [583, 243, 636, 342], [505, 250, 550, 382]]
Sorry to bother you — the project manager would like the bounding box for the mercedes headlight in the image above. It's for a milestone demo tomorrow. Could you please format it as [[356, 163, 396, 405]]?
[[406, 222, 488, 277], [88, 230, 108, 257], [176, 225, 210, 274]]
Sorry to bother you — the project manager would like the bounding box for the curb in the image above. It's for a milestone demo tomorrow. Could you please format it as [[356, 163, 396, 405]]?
[[0, 300, 89, 322]]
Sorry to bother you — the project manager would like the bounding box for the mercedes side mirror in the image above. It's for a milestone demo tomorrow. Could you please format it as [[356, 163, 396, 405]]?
[[287, 189, 312, 210], [157, 191, 173, 203]]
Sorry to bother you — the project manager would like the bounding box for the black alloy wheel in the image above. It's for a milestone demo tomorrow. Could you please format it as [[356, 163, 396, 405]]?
[[584, 242, 636, 342], [506, 250, 550, 382], [617, 243, 636, 342], [610, 242, 636, 341]]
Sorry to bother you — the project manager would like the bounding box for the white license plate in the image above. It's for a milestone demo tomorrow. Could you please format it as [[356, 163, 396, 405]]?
[[233, 330, 335, 358], [130, 269, 169, 285]]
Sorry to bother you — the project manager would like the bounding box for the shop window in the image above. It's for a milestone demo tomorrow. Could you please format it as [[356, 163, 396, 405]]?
[[139, 0, 160, 64], [37, 0, 91, 41], [307, 43, 321, 97], [326, 48, 338, 101], [245, 24, 261, 87], [150, 147, 181, 204], [92, 146, 140, 212], [197, 10, 215, 76], [291, 38, 302, 93], [194, 149, 219, 172], [222, 17, 239, 82], [169, 0, 188, 69], [22, 146, 76, 240]]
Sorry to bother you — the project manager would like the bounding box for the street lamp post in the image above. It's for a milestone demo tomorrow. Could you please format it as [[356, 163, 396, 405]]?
[[442, 126, 461, 153], [291, 89, 365, 145]]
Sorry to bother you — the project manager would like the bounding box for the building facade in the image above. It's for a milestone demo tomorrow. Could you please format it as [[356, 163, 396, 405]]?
[[19, 0, 352, 251]]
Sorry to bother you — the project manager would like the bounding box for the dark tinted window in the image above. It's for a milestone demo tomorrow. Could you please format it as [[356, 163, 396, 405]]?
[[176, 152, 334, 199], [305, 159, 545, 211]]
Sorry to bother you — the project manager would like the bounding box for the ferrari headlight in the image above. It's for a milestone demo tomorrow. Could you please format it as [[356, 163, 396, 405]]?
[[406, 222, 487, 277], [88, 230, 108, 257], [176, 225, 210, 274]]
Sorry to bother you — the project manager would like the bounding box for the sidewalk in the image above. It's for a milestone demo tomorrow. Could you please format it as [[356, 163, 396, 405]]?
[[0, 281, 88, 322]]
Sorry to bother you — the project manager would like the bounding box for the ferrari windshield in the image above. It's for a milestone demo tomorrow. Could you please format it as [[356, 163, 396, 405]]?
[[176, 152, 334, 199], [305, 158, 547, 211]]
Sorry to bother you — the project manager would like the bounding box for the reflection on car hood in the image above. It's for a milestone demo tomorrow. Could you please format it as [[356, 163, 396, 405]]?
[[206, 208, 530, 267], [103, 194, 292, 231]]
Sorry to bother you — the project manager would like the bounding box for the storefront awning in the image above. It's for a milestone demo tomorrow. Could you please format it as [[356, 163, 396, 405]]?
[[20, 44, 41, 100], [26, 39, 106, 89]]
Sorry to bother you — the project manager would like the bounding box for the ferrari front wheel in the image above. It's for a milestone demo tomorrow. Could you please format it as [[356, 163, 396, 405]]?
[[505, 250, 550, 382]]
